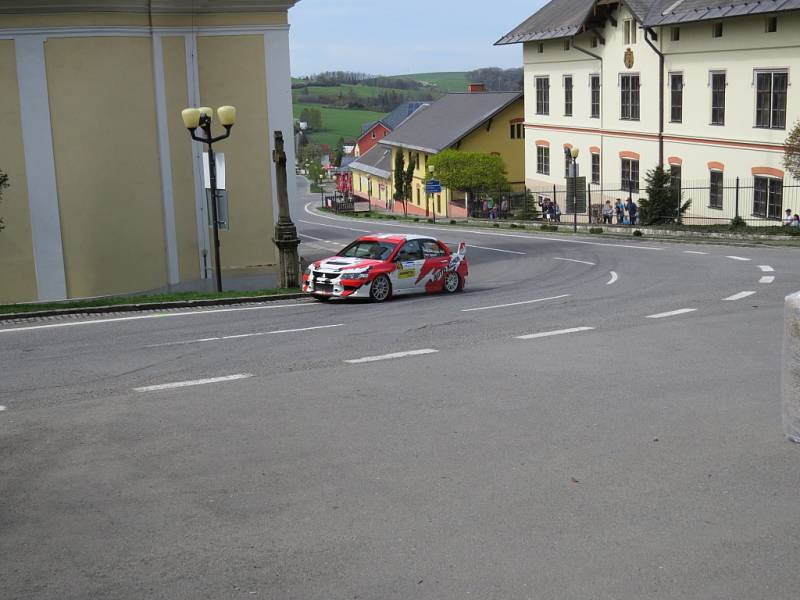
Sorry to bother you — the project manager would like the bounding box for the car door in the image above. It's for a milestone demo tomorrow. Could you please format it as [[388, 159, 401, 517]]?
[[393, 240, 424, 292], [417, 239, 451, 292]]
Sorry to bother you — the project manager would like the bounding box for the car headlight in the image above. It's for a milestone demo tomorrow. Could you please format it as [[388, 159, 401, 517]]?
[[339, 270, 369, 281]]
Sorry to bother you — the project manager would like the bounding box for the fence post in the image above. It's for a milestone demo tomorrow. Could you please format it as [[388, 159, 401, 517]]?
[[587, 183, 592, 225], [735, 177, 740, 220]]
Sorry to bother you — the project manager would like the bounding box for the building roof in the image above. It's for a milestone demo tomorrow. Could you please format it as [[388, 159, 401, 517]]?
[[381, 101, 426, 130], [496, 0, 800, 43], [379, 92, 522, 155], [350, 145, 393, 179]]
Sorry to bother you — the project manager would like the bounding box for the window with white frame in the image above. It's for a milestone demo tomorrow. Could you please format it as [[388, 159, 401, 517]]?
[[564, 75, 573, 116], [535, 76, 550, 115], [766, 16, 777, 32], [712, 22, 723, 38], [564, 151, 571, 177], [624, 19, 637, 44], [670, 27, 680, 41], [621, 158, 639, 193], [753, 176, 783, 219], [590, 74, 600, 118], [510, 122, 523, 139], [710, 71, 726, 125], [670, 165, 682, 198], [755, 70, 788, 129], [563, 39, 570, 51], [670, 72, 683, 123], [591, 153, 600, 184], [537, 146, 550, 175], [620, 74, 640, 120], [709, 171, 723, 209]]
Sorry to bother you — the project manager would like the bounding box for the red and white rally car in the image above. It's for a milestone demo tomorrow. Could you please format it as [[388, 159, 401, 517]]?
[[303, 234, 468, 302]]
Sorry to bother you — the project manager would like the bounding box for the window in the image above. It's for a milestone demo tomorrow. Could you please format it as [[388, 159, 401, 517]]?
[[620, 74, 640, 120], [510, 122, 523, 139], [564, 76, 573, 116], [421, 240, 446, 257], [371, 131, 376, 139], [535, 76, 550, 115], [766, 16, 777, 32], [536, 146, 550, 175], [537, 43, 544, 53], [670, 72, 683, 123], [590, 75, 601, 118], [563, 39, 570, 51], [397, 240, 424, 261], [709, 171, 723, 209], [710, 71, 726, 125], [712, 22, 723, 38], [753, 176, 783, 219], [755, 70, 788, 129], [624, 19, 637, 44], [670, 165, 682, 199], [591, 153, 600, 184], [621, 158, 639, 193], [564, 151, 571, 177], [415, 186, 420, 203], [671, 27, 680, 41], [590, 36, 598, 48]]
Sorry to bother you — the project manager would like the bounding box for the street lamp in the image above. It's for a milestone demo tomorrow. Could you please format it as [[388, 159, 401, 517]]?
[[565, 146, 580, 232], [181, 105, 236, 293], [319, 173, 325, 205]]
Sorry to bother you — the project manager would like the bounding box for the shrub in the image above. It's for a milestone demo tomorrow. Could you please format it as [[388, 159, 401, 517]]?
[[633, 229, 643, 237], [493, 223, 500, 228], [729, 216, 747, 230], [509, 223, 519, 228], [540, 224, 559, 231], [427, 218, 434, 223], [589, 227, 603, 234], [449, 219, 457, 225], [413, 217, 420, 222]]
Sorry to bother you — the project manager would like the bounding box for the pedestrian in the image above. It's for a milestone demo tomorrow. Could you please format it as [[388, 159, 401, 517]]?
[[615, 198, 625, 224], [784, 208, 793, 226], [602, 200, 614, 224], [792, 214, 800, 228], [554, 202, 561, 222], [500, 197, 509, 219], [482, 198, 489, 218], [625, 198, 638, 225]]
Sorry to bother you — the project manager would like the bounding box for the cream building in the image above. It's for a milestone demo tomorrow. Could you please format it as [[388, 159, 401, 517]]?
[[0, 0, 299, 304], [498, 0, 800, 224]]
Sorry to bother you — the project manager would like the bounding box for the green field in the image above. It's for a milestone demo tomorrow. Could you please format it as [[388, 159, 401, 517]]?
[[397, 72, 468, 92], [293, 83, 434, 102], [293, 102, 384, 148]]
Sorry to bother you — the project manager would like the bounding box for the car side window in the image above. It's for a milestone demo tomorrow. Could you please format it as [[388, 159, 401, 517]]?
[[396, 240, 423, 261], [421, 240, 446, 258]]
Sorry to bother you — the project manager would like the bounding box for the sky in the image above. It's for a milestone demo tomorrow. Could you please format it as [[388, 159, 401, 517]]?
[[288, 0, 544, 77]]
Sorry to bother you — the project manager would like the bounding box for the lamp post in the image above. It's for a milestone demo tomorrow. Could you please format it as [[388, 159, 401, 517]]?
[[319, 173, 324, 206], [565, 146, 580, 233], [427, 164, 436, 224], [181, 105, 236, 293]]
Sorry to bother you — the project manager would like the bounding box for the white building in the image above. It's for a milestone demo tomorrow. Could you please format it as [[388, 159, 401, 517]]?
[[497, 0, 800, 224]]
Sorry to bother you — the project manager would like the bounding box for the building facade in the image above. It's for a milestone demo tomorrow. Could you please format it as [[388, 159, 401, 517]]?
[[498, 0, 800, 223], [0, 0, 299, 304]]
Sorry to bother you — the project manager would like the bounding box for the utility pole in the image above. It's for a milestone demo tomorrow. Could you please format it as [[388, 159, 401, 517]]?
[[272, 131, 300, 288]]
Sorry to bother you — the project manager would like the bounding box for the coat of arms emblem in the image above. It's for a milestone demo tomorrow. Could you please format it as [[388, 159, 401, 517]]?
[[624, 48, 634, 69]]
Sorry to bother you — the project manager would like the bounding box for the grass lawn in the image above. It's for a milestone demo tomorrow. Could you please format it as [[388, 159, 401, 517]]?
[[399, 72, 468, 92], [0, 288, 300, 315], [293, 102, 384, 147], [293, 84, 436, 102]]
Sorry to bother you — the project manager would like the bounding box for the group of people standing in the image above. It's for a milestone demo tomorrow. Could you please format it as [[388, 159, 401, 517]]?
[[602, 198, 638, 225], [784, 209, 800, 227]]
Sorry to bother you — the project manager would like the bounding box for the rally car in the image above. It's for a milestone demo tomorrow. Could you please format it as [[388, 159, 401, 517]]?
[[303, 234, 468, 302]]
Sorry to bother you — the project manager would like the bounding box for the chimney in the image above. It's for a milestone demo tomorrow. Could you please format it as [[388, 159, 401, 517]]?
[[467, 83, 486, 93]]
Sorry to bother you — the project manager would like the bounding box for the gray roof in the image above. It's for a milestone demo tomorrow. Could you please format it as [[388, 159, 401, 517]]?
[[350, 145, 393, 179], [496, 0, 800, 43], [379, 92, 522, 154], [381, 101, 426, 130]]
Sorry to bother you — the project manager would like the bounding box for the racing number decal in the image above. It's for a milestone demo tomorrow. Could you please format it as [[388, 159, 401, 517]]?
[[397, 262, 417, 279]]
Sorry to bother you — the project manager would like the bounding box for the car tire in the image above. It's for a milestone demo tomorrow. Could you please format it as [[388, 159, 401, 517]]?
[[369, 274, 392, 302], [443, 271, 462, 293]]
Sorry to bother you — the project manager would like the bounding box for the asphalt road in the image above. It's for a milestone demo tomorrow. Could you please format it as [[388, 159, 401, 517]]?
[[2, 177, 799, 599]]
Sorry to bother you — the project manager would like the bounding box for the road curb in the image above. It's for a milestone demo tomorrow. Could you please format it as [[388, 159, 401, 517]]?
[[0, 293, 307, 322]]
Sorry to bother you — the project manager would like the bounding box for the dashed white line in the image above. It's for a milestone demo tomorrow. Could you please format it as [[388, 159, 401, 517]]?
[[607, 271, 619, 285], [134, 373, 253, 393], [461, 294, 569, 313], [345, 348, 438, 364], [723, 291, 757, 301], [0, 302, 314, 334], [726, 255, 751, 261], [146, 324, 345, 348], [758, 265, 774, 272], [0, 405, 6, 412], [516, 326, 595, 340], [647, 308, 697, 319], [553, 257, 595, 265], [468, 244, 526, 255], [684, 250, 708, 255], [760, 276, 775, 284]]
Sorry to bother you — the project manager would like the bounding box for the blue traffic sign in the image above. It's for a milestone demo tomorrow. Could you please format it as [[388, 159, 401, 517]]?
[[425, 179, 442, 194]]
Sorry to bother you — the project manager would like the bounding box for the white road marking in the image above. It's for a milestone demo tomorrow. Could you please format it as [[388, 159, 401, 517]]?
[[758, 265, 774, 272], [0, 302, 313, 334], [345, 348, 438, 364], [516, 326, 595, 340], [299, 233, 328, 242], [146, 324, 345, 348], [297, 218, 370, 233], [607, 271, 619, 285], [553, 257, 595, 265], [468, 244, 526, 255], [0, 405, 6, 412], [461, 294, 569, 313], [760, 275, 775, 284], [647, 308, 697, 319], [723, 291, 757, 301], [134, 373, 253, 392], [683, 250, 708, 255], [303, 203, 664, 251], [726, 255, 751, 261]]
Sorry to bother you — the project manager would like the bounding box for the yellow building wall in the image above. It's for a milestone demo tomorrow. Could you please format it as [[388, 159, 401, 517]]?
[[458, 99, 525, 185], [162, 35, 201, 282], [197, 35, 275, 270], [0, 40, 38, 303], [45, 37, 168, 298], [0, 12, 287, 29], [351, 168, 392, 206]]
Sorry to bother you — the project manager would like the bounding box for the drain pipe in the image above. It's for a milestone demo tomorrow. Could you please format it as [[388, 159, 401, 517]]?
[[572, 41, 604, 186], [644, 27, 664, 168]]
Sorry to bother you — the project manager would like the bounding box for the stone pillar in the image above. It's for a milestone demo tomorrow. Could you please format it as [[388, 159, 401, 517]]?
[[782, 291, 800, 443], [272, 131, 300, 288]]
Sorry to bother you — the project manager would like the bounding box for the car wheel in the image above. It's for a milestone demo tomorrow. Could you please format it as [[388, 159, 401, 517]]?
[[369, 274, 392, 302], [443, 271, 461, 293], [313, 294, 331, 302]]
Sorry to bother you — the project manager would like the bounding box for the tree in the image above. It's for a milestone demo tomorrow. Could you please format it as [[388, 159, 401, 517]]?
[[428, 149, 507, 213], [0, 169, 7, 232], [403, 154, 416, 205], [784, 120, 800, 180], [308, 108, 323, 131], [333, 137, 345, 168], [639, 165, 691, 225]]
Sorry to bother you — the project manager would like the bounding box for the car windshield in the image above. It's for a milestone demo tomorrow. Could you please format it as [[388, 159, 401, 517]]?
[[338, 240, 397, 261]]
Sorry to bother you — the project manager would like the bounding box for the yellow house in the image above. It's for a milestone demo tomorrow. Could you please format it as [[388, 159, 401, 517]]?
[[378, 88, 525, 218], [0, 0, 300, 304], [350, 146, 394, 209]]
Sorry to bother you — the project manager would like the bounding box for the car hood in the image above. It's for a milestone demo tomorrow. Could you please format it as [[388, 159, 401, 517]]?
[[312, 256, 384, 272]]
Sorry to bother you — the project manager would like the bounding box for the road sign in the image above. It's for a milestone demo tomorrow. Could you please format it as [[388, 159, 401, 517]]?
[[206, 189, 229, 230], [425, 179, 442, 194], [566, 176, 587, 213]]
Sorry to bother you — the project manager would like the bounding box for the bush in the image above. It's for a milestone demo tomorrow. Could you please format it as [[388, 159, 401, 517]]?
[[509, 223, 518, 228], [413, 217, 420, 222], [449, 219, 457, 225], [729, 216, 747, 230], [540, 224, 559, 231], [493, 223, 500, 228], [589, 227, 603, 234], [427, 218, 434, 223], [633, 229, 643, 237]]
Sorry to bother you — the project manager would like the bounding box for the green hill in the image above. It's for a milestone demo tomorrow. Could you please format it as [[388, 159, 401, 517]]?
[[394, 72, 468, 93], [293, 102, 384, 148]]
